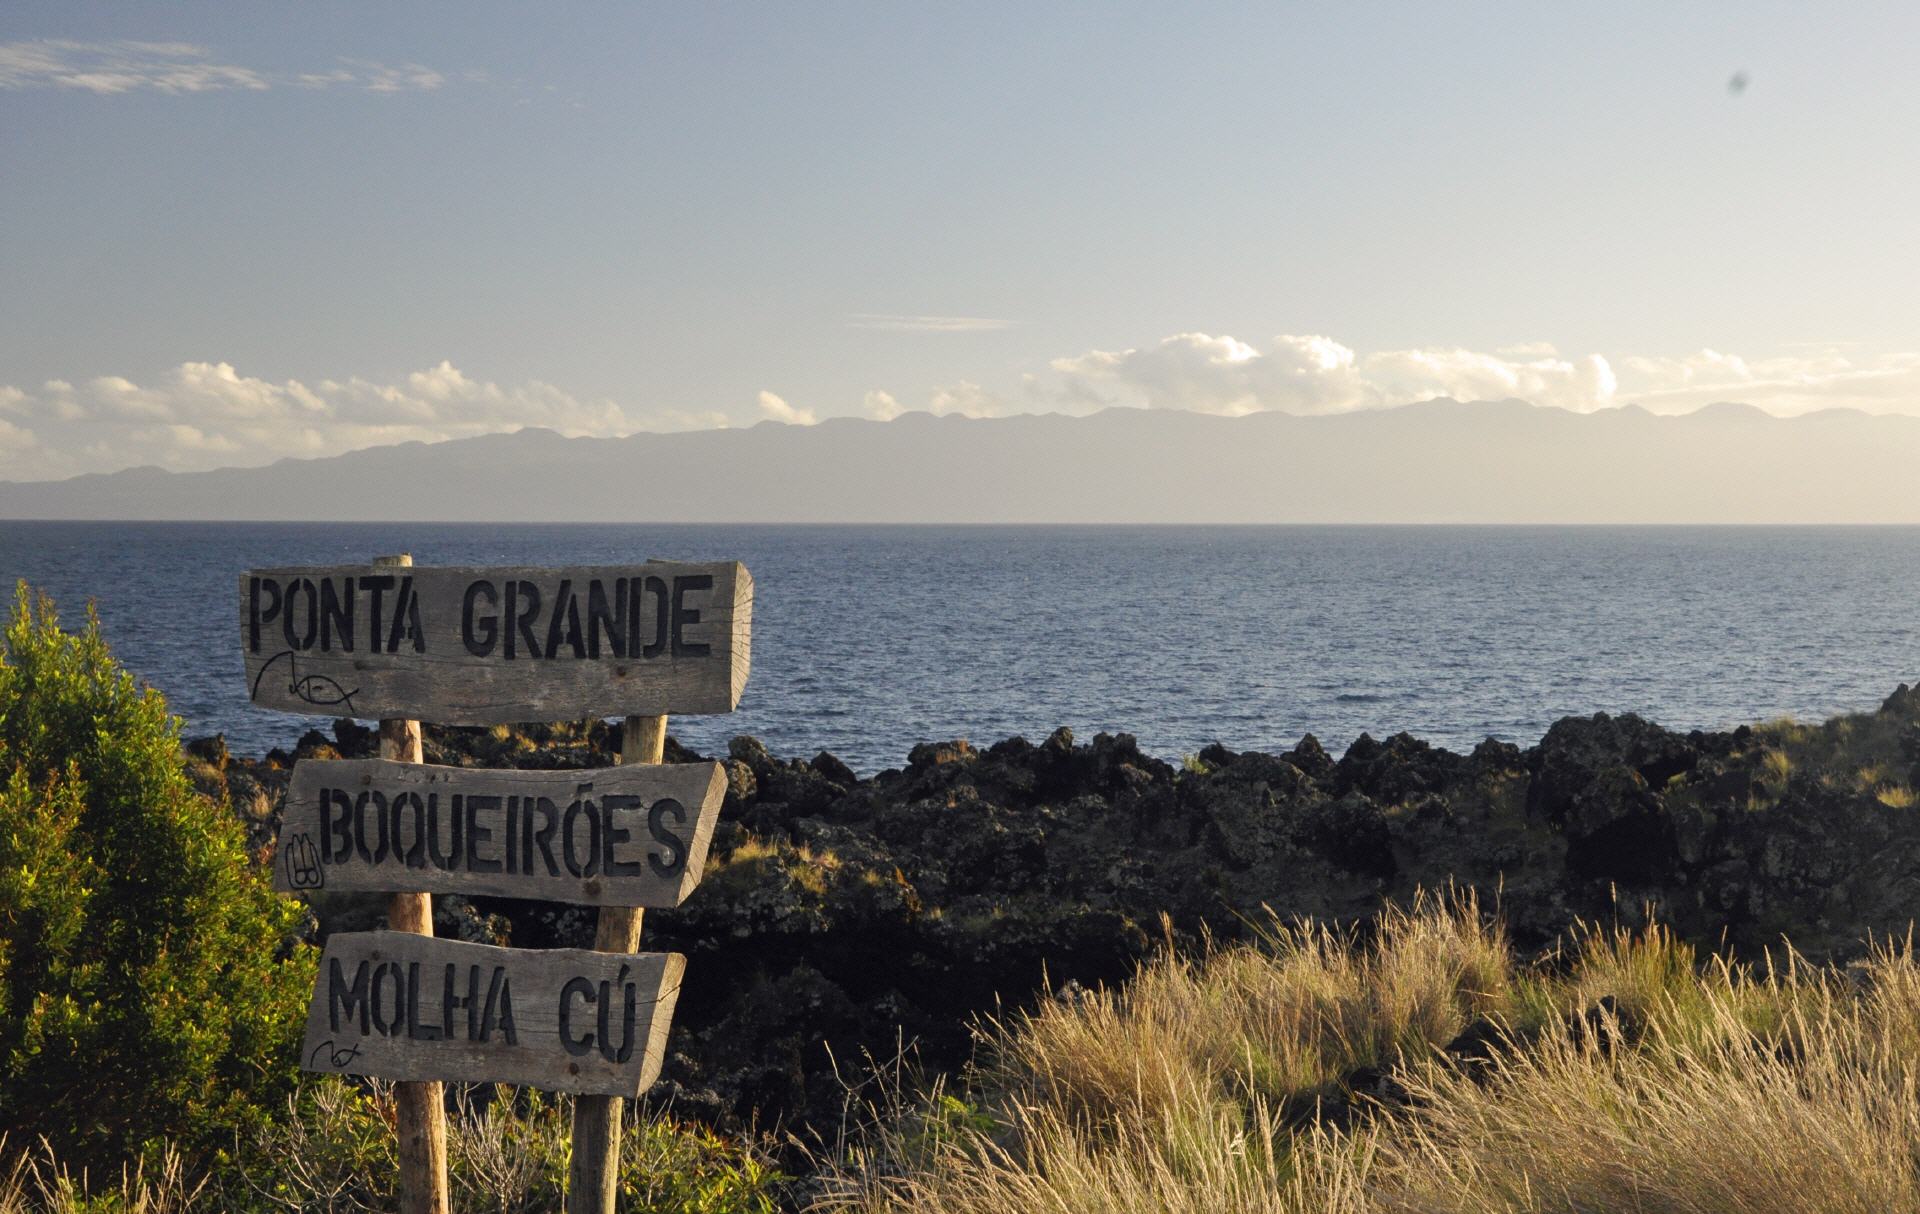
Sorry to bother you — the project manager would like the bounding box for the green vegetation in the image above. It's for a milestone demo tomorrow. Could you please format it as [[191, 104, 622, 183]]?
[[1754, 705, 1919, 806], [0, 585, 313, 1169], [0, 1079, 783, 1212], [821, 894, 1920, 1213], [0, 584, 785, 1208], [238, 1079, 781, 1214]]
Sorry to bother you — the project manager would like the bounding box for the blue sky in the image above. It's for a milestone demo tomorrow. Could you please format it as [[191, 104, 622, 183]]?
[[4, 2, 1919, 478]]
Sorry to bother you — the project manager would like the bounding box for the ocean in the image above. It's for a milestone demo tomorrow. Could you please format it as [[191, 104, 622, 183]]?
[[2, 522, 1917, 773]]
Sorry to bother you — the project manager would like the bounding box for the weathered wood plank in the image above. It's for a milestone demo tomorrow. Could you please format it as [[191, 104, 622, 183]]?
[[302, 932, 685, 1096], [239, 562, 752, 722], [567, 714, 665, 1214], [275, 758, 725, 907], [371, 553, 450, 1214]]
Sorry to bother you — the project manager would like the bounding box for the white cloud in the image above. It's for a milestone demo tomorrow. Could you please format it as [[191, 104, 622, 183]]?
[[0, 39, 454, 94], [1622, 349, 1920, 414], [1051, 333, 1366, 416], [0, 360, 720, 481], [755, 390, 818, 425], [0, 418, 36, 451], [865, 333, 1920, 424], [1044, 333, 1620, 416], [849, 314, 1014, 333], [863, 390, 905, 421], [927, 380, 1017, 418]]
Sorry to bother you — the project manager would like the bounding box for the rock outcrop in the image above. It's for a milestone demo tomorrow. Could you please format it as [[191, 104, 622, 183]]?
[[189, 686, 1920, 1138]]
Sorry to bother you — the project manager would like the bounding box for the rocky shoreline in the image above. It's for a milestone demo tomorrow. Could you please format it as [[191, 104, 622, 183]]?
[[187, 685, 1920, 1139]]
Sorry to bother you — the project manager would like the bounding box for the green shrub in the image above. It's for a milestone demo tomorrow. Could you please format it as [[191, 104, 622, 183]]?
[[0, 584, 314, 1169], [238, 1077, 782, 1214]]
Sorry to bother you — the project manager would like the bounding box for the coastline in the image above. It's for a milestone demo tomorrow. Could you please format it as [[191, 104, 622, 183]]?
[[190, 684, 1920, 1135]]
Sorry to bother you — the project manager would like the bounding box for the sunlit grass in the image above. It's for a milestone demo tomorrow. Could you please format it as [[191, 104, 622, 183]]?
[[820, 896, 1920, 1214]]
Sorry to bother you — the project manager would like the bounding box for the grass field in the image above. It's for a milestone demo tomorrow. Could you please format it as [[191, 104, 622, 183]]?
[[818, 893, 1920, 1214]]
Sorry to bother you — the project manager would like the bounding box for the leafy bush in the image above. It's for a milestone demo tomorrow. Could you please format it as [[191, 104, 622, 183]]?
[[0, 585, 314, 1169]]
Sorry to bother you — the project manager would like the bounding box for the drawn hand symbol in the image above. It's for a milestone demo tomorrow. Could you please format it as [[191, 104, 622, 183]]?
[[283, 832, 324, 890]]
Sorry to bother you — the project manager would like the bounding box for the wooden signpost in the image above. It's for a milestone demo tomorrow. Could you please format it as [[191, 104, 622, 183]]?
[[240, 561, 752, 721], [244, 554, 752, 1214], [302, 933, 685, 1093], [274, 758, 727, 906]]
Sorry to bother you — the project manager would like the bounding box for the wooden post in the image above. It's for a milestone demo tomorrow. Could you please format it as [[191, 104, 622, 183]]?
[[376, 553, 450, 1214], [566, 713, 667, 1214]]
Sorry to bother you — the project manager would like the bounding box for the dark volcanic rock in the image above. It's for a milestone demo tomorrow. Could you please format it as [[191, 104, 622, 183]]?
[[195, 686, 1920, 1140]]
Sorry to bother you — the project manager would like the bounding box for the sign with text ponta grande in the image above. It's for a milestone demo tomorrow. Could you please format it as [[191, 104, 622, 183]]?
[[275, 759, 726, 906], [303, 932, 684, 1097], [239, 562, 751, 722]]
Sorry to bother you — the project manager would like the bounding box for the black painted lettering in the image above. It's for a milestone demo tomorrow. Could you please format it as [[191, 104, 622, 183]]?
[[602, 794, 644, 877], [641, 575, 670, 658], [328, 957, 370, 1034], [462, 580, 499, 656], [282, 577, 319, 651], [390, 790, 428, 869], [442, 962, 476, 1040], [671, 575, 713, 657], [466, 794, 503, 873], [587, 579, 625, 658], [647, 798, 689, 878], [370, 961, 403, 1037], [362, 575, 395, 653], [386, 576, 424, 654], [320, 578, 355, 652], [563, 786, 600, 878], [506, 580, 542, 659], [545, 579, 587, 659], [354, 790, 390, 864], [428, 793, 463, 870], [559, 976, 595, 1056], [530, 797, 560, 876], [599, 965, 638, 1063], [481, 967, 516, 1044], [249, 576, 282, 652], [496, 976, 517, 1045], [324, 788, 354, 863]]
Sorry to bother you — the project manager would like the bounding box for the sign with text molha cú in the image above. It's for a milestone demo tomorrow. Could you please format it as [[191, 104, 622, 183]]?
[[304, 931, 685, 1096], [274, 759, 727, 907], [240, 562, 752, 722]]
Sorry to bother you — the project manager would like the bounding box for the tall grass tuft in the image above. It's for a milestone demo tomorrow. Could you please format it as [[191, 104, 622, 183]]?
[[819, 896, 1920, 1214]]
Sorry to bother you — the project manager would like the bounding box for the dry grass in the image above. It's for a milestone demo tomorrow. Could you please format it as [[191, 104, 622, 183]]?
[[0, 1137, 204, 1213], [983, 895, 1509, 1137], [0, 1080, 779, 1213], [818, 897, 1920, 1214]]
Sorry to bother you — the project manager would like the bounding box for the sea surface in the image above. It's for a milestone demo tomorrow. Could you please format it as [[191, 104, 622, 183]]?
[[2, 523, 1917, 773]]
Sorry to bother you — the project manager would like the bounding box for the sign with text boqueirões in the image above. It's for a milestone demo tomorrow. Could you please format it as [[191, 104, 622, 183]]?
[[274, 759, 726, 907], [304, 932, 685, 1097], [239, 562, 751, 722]]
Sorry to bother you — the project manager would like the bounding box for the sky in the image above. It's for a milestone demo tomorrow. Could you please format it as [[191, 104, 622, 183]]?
[[4, 2, 1920, 480]]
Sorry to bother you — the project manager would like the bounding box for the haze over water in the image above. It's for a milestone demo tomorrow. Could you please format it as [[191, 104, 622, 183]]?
[[4, 522, 1917, 773]]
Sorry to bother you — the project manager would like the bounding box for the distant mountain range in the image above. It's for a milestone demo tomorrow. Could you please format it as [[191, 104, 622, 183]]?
[[5, 398, 1920, 523]]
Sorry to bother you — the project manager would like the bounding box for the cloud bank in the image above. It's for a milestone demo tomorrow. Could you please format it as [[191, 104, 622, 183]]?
[[0, 39, 453, 94], [872, 334, 1920, 421], [10, 336, 1920, 482], [0, 361, 725, 481]]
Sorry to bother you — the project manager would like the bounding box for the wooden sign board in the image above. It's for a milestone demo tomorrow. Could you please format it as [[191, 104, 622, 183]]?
[[303, 932, 684, 1097], [275, 759, 726, 907], [239, 562, 751, 722]]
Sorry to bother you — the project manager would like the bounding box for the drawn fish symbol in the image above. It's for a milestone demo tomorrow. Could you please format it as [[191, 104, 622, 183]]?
[[308, 1039, 363, 1069], [251, 650, 360, 714]]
